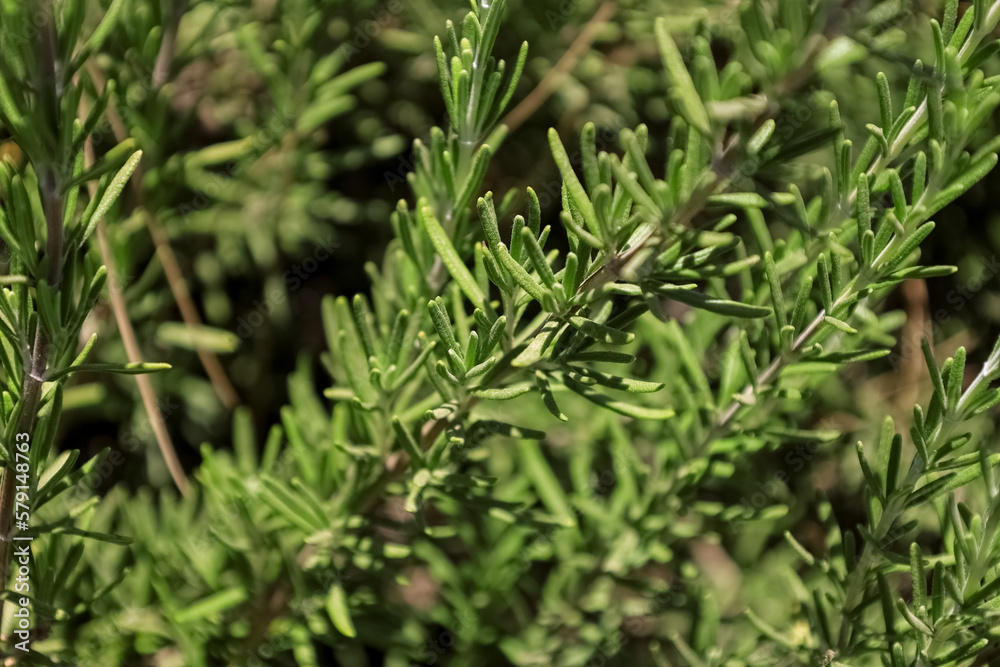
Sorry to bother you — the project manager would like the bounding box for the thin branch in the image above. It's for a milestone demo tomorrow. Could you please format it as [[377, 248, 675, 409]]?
[[144, 211, 241, 409], [82, 140, 190, 497], [354, 174, 720, 517], [500, 2, 617, 134], [85, 63, 240, 410]]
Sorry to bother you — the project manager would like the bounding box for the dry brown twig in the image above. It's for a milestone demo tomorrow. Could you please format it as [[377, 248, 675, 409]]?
[[85, 147, 191, 497], [84, 62, 240, 411], [77, 88, 191, 497], [500, 2, 617, 134]]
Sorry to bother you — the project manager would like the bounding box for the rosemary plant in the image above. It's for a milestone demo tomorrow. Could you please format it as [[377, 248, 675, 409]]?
[[10, 0, 1000, 665]]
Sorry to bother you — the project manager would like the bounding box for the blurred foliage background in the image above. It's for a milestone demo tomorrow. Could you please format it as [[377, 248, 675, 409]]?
[[64, 0, 1000, 505], [69, 0, 739, 490]]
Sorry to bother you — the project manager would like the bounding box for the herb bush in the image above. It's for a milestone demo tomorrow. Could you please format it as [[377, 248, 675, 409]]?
[[4, 0, 1000, 665]]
